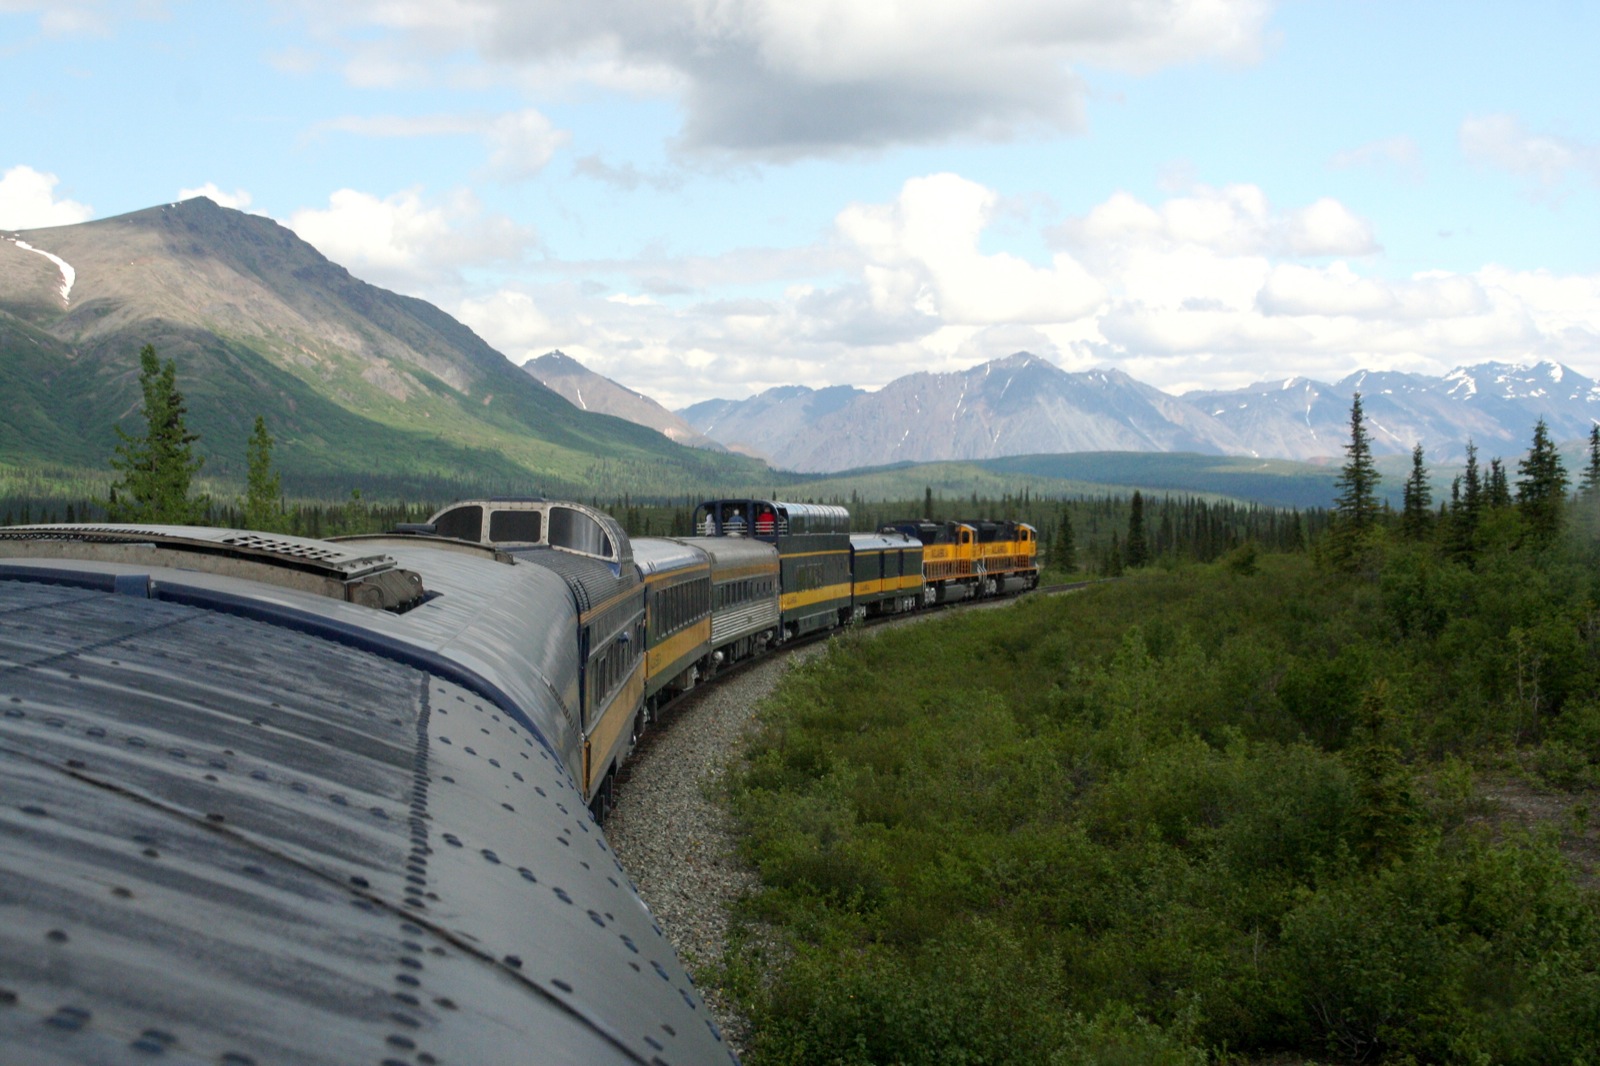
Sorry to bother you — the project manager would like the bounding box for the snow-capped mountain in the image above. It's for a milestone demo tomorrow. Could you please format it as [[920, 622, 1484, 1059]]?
[[676, 355, 1599, 471], [1191, 361, 1600, 464]]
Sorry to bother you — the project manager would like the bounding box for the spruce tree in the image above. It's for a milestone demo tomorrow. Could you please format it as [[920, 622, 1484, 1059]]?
[[1400, 443, 1432, 540], [1580, 425, 1600, 498], [1447, 441, 1482, 559], [108, 345, 207, 524], [1125, 490, 1150, 568], [1460, 441, 1482, 526], [1516, 417, 1569, 544], [1055, 506, 1077, 573], [1487, 457, 1512, 509], [1330, 392, 1380, 567], [242, 415, 283, 532]]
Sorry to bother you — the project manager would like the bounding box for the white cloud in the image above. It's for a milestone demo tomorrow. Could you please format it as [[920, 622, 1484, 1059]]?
[[285, 0, 1276, 157], [309, 107, 568, 179], [485, 108, 570, 180], [1061, 183, 1377, 259], [1258, 262, 1397, 317], [285, 186, 536, 294], [0, 1, 118, 37], [837, 172, 1104, 324], [278, 172, 1600, 411], [1329, 134, 1423, 181], [1284, 197, 1378, 256], [0, 165, 93, 229], [177, 183, 253, 211], [456, 289, 557, 359], [1460, 113, 1600, 195]]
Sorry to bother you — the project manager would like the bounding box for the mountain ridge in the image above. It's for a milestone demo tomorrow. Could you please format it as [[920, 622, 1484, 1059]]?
[[0, 198, 765, 496], [668, 353, 1598, 471]]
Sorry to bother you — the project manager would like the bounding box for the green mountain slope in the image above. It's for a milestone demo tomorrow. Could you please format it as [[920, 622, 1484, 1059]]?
[[0, 198, 768, 497]]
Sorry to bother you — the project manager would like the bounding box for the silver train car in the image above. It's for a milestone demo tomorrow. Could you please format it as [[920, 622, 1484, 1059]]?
[[0, 519, 735, 1066]]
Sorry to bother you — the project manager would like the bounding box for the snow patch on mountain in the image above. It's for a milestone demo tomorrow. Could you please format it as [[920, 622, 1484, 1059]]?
[[5, 236, 74, 304]]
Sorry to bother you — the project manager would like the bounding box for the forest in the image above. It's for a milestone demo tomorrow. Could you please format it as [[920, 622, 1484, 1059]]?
[[718, 404, 1600, 1065]]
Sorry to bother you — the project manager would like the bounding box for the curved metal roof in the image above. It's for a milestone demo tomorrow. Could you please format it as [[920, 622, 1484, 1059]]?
[[0, 546, 735, 1066]]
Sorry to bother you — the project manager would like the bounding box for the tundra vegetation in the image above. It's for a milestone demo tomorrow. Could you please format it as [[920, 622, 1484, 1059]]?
[[722, 408, 1600, 1065]]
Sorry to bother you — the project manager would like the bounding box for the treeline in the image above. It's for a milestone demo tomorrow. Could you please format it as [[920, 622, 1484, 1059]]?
[[596, 492, 1321, 577]]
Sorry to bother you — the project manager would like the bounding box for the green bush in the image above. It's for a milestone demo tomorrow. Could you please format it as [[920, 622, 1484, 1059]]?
[[725, 543, 1600, 1064]]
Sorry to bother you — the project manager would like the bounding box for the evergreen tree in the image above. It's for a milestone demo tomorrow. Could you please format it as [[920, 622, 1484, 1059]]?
[[1516, 417, 1569, 544], [242, 415, 283, 532], [1460, 441, 1482, 526], [1400, 443, 1432, 540], [1486, 457, 1512, 509], [1330, 392, 1381, 567], [1446, 441, 1483, 559], [1580, 425, 1600, 498], [1125, 490, 1150, 568], [108, 345, 207, 524], [1347, 685, 1417, 867], [1055, 506, 1077, 573]]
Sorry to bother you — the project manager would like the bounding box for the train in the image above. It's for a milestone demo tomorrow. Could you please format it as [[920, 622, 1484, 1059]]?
[[0, 498, 1036, 1065]]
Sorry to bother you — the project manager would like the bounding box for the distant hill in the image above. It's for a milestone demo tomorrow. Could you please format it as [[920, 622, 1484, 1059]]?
[[679, 352, 1600, 471], [0, 198, 765, 498], [523, 350, 725, 452]]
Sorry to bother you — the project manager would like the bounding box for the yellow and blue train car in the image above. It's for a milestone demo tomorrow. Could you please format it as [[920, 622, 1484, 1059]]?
[[632, 536, 713, 716], [695, 499, 852, 640]]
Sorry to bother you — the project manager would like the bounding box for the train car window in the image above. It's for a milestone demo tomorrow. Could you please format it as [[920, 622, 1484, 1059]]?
[[549, 506, 612, 558], [489, 509, 542, 543], [433, 504, 483, 542]]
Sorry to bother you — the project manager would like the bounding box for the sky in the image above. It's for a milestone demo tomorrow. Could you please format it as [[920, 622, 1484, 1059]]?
[[2, 0, 1598, 410]]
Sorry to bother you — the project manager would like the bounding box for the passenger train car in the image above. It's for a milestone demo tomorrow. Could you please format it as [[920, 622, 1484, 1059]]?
[[0, 496, 1035, 1065], [0, 513, 734, 1066]]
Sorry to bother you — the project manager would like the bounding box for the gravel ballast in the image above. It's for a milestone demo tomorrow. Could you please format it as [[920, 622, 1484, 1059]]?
[[605, 644, 825, 1057]]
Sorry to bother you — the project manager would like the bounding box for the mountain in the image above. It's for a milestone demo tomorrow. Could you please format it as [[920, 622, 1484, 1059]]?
[[0, 198, 763, 497], [523, 350, 725, 452], [1190, 361, 1600, 464], [679, 384, 867, 464], [680, 354, 1246, 473], [680, 353, 1600, 472]]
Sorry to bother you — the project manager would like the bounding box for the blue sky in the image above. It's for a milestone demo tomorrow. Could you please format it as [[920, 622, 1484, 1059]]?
[[3, 0, 1597, 408]]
